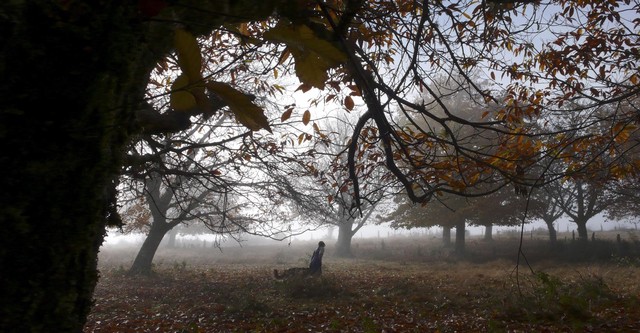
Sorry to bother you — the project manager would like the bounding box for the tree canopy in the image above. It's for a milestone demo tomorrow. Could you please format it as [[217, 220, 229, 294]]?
[[144, 1, 640, 209]]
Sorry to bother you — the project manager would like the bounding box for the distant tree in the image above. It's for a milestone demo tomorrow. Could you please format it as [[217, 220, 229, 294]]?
[[385, 74, 511, 250], [298, 112, 391, 257], [551, 179, 613, 241], [128, 169, 215, 275], [526, 183, 565, 244], [471, 185, 527, 241], [600, 104, 640, 226], [122, 123, 245, 274], [387, 194, 472, 254], [544, 102, 640, 241], [604, 181, 640, 226], [121, 115, 332, 274]]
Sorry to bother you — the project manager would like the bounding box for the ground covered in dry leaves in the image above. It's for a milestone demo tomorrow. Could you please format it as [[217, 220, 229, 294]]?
[[85, 237, 640, 332]]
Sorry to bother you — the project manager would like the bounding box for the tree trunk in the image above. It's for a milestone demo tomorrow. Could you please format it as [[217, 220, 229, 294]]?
[[335, 221, 355, 257], [484, 223, 493, 241], [129, 221, 172, 275], [455, 222, 466, 255], [545, 220, 558, 244], [166, 228, 178, 248], [576, 220, 589, 241], [0, 3, 152, 332], [442, 226, 452, 247]]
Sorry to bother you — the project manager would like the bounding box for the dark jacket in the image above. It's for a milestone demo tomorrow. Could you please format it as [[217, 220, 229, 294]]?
[[309, 246, 325, 274]]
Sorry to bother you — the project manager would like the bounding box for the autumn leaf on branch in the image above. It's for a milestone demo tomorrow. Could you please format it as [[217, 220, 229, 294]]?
[[174, 28, 202, 81], [344, 95, 354, 111], [206, 81, 272, 133], [264, 22, 348, 89], [170, 28, 205, 112], [170, 74, 197, 111], [170, 27, 269, 130], [302, 110, 311, 125], [289, 47, 331, 89], [612, 122, 637, 144]]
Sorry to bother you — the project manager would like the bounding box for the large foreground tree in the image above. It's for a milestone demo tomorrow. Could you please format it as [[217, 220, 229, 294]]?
[[2, 1, 639, 332], [0, 2, 281, 332]]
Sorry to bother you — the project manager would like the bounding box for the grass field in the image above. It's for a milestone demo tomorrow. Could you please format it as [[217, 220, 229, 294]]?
[[84, 232, 640, 332]]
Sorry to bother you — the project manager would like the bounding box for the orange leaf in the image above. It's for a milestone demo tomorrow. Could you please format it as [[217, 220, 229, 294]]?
[[281, 108, 293, 122], [302, 110, 311, 125], [344, 96, 354, 111]]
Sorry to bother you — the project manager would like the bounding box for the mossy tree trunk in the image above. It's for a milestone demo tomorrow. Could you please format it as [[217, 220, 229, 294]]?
[[0, 3, 156, 332]]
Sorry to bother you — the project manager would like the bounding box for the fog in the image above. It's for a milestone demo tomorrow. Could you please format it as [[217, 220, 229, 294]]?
[[102, 212, 637, 251]]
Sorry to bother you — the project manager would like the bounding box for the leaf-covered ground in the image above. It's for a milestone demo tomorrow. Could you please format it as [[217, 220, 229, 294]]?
[[85, 238, 640, 332]]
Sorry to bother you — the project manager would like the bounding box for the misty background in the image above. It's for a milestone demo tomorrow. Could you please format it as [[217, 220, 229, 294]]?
[[102, 213, 636, 250]]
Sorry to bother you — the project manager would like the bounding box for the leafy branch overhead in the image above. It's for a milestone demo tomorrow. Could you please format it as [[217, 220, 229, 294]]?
[[207, 81, 271, 133], [171, 28, 271, 133], [159, 2, 640, 207]]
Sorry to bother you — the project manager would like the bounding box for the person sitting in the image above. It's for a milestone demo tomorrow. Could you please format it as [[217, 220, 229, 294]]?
[[308, 241, 325, 276]]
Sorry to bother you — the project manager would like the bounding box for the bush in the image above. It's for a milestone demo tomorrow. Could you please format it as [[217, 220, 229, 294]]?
[[498, 271, 615, 329]]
